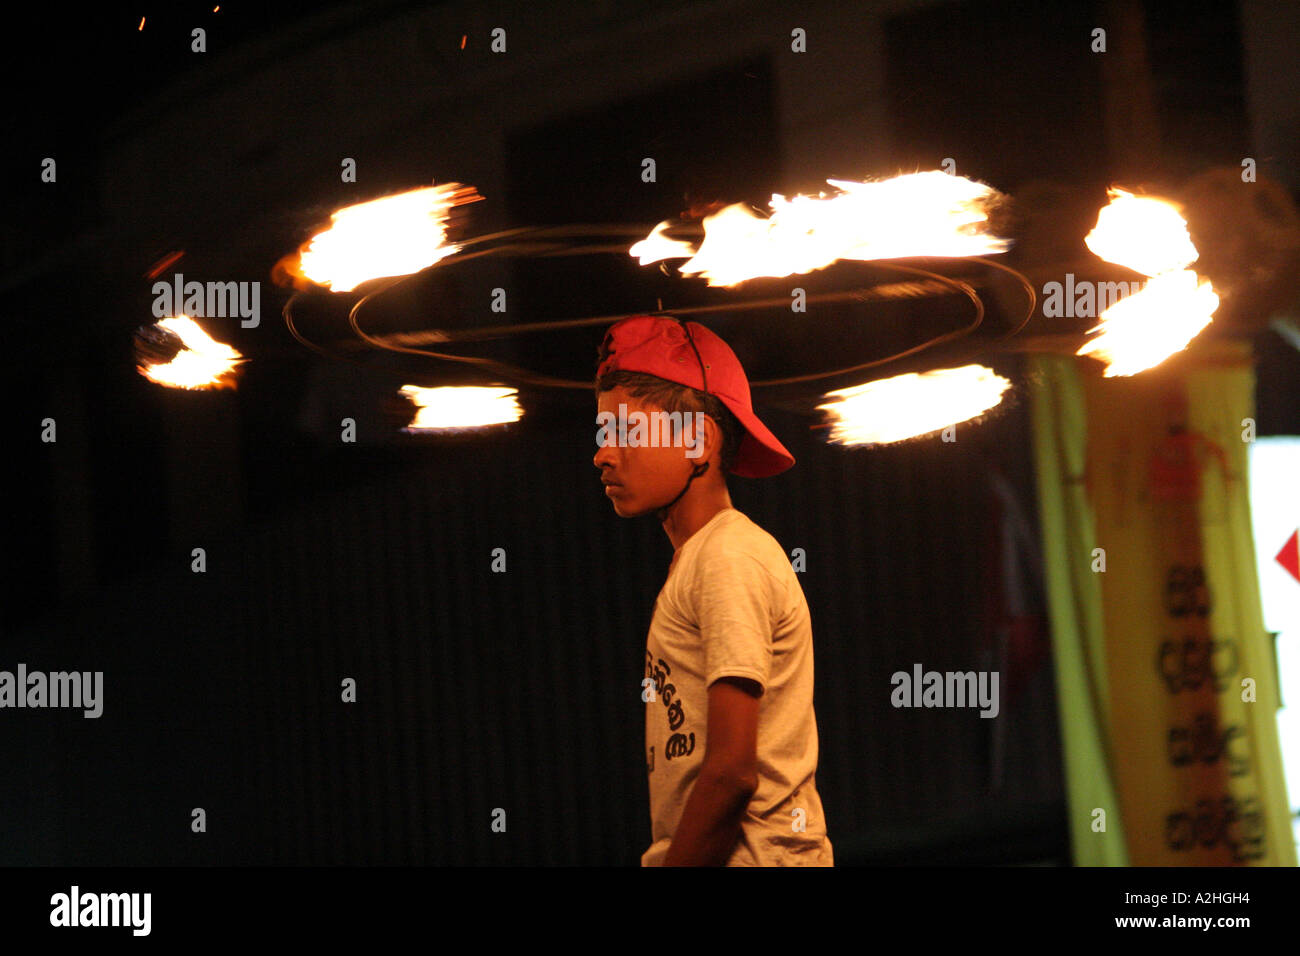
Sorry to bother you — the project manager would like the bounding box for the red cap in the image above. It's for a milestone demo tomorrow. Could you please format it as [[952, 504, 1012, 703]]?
[[596, 315, 795, 478]]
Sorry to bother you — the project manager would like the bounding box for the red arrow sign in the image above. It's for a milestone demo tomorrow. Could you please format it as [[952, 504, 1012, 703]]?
[[1276, 529, 1300, 585]]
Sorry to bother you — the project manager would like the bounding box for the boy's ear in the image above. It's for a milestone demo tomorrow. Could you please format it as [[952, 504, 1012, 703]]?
[[703, 414, 722, 464]]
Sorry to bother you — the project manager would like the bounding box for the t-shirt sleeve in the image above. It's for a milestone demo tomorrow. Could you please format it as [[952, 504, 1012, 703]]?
[[692, 541, 777, 694]]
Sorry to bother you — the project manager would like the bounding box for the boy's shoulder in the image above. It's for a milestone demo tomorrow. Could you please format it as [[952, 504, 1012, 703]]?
[[696, 509, 789, 569]]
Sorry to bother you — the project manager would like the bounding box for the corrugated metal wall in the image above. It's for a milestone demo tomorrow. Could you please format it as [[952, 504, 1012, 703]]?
[[2, 361, 1064, 865], [215, 376, 1063, 864]]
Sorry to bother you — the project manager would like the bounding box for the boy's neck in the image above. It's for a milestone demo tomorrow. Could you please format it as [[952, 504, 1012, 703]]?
[[662, 484, 733, 552]]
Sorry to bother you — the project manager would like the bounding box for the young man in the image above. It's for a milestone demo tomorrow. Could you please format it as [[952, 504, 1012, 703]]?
[[593, 314, 834, 867]]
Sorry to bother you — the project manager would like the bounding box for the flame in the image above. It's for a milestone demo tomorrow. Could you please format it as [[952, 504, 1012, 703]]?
[[293, 184, 482, 293], [138, 316, 244, 389], [816, 364, 1011, 446], [1076, 270, 1218, 377], [629, 220, 697, 265], [1079, 188, 1219, 376], [1084, 189, 1198, 276], [399, 385, 522, 430], [632, 171, 1010, 287]]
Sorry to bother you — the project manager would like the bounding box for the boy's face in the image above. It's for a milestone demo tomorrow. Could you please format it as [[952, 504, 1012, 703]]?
[[593, 386, 703, 518]]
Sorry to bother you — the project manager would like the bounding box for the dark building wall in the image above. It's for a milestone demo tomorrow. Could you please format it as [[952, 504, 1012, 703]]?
[[1, 368, 1062, 865]]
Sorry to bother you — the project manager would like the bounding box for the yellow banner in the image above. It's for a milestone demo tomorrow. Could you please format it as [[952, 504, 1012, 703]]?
[[1029, 343, 1294, 868], [1033, 340, 1294, 865]]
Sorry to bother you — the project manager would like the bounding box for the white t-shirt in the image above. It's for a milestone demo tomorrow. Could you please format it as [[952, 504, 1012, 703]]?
[[641, 507, 834, 866]]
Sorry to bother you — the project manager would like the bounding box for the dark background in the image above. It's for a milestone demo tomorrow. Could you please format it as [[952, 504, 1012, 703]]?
[[2, 0, 1296, 864]]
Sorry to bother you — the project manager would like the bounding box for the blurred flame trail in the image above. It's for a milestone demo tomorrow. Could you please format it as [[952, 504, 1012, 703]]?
[[629, 221, 696, 265], [1078, 188, 1219, 377], [631, 171, 1011, 287], [138, 316, 244, 389], [817, 365, 1011, 446], [1076, 271, 1219, 378], [399, 385, 522, 430], [1084, 188, 1198, 276], [291, 184, 483, 293]]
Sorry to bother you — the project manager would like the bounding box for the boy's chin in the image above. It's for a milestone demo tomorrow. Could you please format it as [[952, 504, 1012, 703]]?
[[611, 498, 638, 517], [609, 494, 655, 518]]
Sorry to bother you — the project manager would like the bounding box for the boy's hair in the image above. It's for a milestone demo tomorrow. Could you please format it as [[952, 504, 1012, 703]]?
[[595, 368, 743, 474]]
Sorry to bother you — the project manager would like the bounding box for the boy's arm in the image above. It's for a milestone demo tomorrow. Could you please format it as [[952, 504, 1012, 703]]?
[[662, 676, 761, 866]]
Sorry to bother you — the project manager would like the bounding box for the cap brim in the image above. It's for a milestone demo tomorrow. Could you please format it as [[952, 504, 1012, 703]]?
[[726, 403, 795, 477]]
